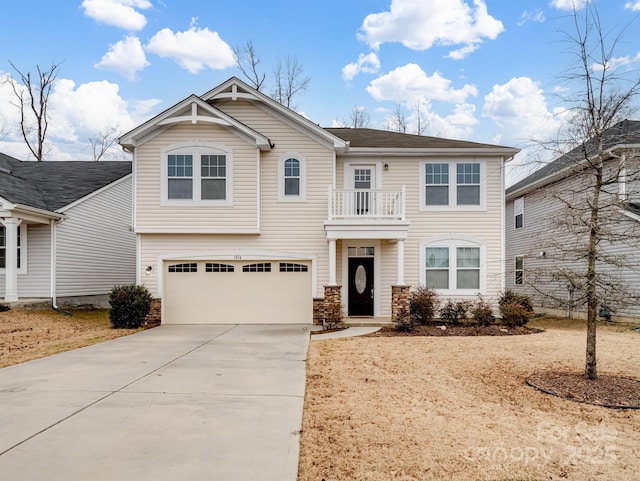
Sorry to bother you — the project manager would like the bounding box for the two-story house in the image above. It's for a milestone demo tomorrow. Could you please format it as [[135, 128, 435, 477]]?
[[119, 77, 518, 324], [505, 120, 640, 321]]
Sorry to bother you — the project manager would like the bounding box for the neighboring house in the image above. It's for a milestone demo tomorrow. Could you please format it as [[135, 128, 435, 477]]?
[[0, 153, 135, 306], [119, 77, 518, 325], [505, 120, 640, 321]]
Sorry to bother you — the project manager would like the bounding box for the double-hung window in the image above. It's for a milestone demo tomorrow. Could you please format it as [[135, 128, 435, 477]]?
[[163, 144, 232, 205], [514, 197, 524, 229], [0, 225, 23, 270], [284, 158, 300, 196], [421, 237, 484, 293], [515, 256, 524, 285], [422, 161, 484, 209]]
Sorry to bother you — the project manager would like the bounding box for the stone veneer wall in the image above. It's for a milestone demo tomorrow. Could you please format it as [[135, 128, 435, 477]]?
[[313, 297, 325, 325], [391, 285, 411, 324], [323, 285, 342, 323], [145, 298, 162, 327]]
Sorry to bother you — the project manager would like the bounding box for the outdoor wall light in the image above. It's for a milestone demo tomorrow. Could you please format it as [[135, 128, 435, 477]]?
[[384, 163, 389, 171], [145, 266, 153, 275]]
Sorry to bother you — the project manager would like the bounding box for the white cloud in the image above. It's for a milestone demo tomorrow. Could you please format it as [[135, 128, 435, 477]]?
[[81, 0, 152, 31], [549, 0, 587, 10], [342, 53, 381, 81], [482, 77, 561, 146], [358, 0, 504, 59], [626, 1, 640, 11], [95, 35, 149, 80], [517, 10, 546, 26], [591, 52, 640, 72], [367, 63, 478, 105], [146, 26, 235, 73], [0, 71, 161, 159]]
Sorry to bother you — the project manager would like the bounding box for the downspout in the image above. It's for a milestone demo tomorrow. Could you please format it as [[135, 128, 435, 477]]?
[[50, 219, 58, 309]]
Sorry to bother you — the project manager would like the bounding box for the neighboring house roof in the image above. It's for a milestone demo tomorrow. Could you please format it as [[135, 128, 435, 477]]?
[[0, 152, 132, 212], [325, 127, 516, 152], [506, 119, 640, 198]]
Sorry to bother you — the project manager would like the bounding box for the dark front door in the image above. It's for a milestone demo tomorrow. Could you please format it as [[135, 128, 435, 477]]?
[[348, 257, 374, 316]]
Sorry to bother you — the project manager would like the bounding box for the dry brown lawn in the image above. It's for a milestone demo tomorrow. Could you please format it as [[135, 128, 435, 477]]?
[[0, 307, 141, 368], [299, 317, 640, 481]]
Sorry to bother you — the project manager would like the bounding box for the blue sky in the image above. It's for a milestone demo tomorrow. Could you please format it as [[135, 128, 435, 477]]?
[[0, 0, 639, 183]]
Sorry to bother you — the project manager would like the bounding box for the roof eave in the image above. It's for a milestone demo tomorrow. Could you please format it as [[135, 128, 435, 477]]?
[[341, 147, 520, 158]]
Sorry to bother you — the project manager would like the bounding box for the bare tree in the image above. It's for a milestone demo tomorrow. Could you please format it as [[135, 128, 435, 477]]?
[[8, 62, 60, 161], [415, 98, 428, 135], [348, 105, 370, 128], [529, 2, 640, 379], [386, 100, 407, 133], [271, 56, 310, 109], [85, 127, 123, 161], [233, 40, 266, 91]]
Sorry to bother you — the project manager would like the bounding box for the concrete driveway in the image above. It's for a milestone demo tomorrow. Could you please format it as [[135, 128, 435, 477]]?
[[0, 324, 310, 481]]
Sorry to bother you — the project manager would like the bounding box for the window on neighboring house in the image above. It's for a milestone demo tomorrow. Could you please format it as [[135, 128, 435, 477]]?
[[514, 197, 524, 229], [0, 225, 22, 269], [201, 155, 226, 200], [423, 161, 483, 208], [422, 238, 484, 293], [164, 145, 232, 204], [456, 163, 480, 205], [515, 256, 524, 285], [167, 154, 193, 199], [284, 158, 300, 196], [425, 163, 449, 205]]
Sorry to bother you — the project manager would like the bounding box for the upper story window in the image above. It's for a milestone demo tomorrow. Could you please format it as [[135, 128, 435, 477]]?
[[0, 225, 24, 271], [420, 236, 485, 294], [278, 152, 307, 202], [162, 144, 232, 206], [514, 197, 524, 229], [421, 161, 485, 210]]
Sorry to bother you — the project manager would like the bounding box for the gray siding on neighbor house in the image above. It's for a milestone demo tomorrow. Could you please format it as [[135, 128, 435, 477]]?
[[55, 176, 136, 297], [0, 223, 51, 298], [506, 158, 640, 320]]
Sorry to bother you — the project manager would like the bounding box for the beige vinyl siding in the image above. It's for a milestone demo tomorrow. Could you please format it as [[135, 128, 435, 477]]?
[[55, 176, 136, 296], [338, 155, 506, 304], [0, 223, 51, 297], [135, 123, 259, 231]]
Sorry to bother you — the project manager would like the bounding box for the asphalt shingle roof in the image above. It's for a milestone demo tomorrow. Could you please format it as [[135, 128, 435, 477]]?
[[506, 120, 640, 196], [324, 127, 513, 150], [0, 153, 132, 212]]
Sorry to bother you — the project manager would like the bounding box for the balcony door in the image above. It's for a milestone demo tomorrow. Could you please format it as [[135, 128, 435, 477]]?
[[350, 164, 376, 215]]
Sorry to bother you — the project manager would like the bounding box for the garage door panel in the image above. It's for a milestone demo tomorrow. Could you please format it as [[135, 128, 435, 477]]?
[[164, 261, 311, 324]]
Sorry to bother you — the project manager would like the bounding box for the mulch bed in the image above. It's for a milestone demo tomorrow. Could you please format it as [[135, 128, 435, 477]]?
[[527, 371, 640, 409], [372, 324, 542, 337]]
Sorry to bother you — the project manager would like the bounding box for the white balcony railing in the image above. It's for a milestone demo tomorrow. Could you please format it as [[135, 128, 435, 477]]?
[[328, 186, 405, 220]]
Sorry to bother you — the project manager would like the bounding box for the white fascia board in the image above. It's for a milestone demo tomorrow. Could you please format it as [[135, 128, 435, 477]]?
[[203, 77, 348, 151], [9, 204, 64, 222], [342, 147, 520, 159], [135, 227, 261, 234], [621, 209, 640, 222]]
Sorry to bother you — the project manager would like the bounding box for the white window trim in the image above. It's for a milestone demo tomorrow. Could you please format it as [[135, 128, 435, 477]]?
[[419, 235, 486, 295], [515, 255, 524, 285], [514, 197, 524, 229], [0, 223, 27, 274], [161, 142, 233, 206], [277, 152, 307, 202], [419, 160, 486, 211]]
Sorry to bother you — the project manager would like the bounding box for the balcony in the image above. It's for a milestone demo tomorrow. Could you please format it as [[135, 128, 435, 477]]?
[[325, 186, 409, 240], [328, 186, 406, 220]]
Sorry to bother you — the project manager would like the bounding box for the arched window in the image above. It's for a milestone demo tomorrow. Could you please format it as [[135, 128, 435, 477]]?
[[278, 153, 306, 201], [284, 158, 300, 196]]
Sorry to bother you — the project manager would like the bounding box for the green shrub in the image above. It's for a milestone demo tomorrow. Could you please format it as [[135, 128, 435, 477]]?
[[498, 290, 533, 327], [409, 286, 439, 325], [394, 306, 414, 332], [109, 284, 152, 329], [471, 295, 495, 327], [439, 299, 470, 324]]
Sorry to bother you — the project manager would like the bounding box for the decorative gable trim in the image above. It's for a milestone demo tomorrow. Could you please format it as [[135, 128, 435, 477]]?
[[119, 95, 272, 152]]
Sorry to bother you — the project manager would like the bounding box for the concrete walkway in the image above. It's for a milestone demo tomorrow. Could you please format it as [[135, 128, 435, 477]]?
[[0, 324, 310, 481], [311, 326, 381, 340]]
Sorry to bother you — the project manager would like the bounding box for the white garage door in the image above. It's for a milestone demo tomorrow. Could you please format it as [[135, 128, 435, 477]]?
[[163, 260, 312, 324]]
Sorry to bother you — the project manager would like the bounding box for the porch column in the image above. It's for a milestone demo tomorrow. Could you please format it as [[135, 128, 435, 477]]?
[[328, 238, 337, 286], [396, 238, 405, 286], [3, 218, 20, 302]]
